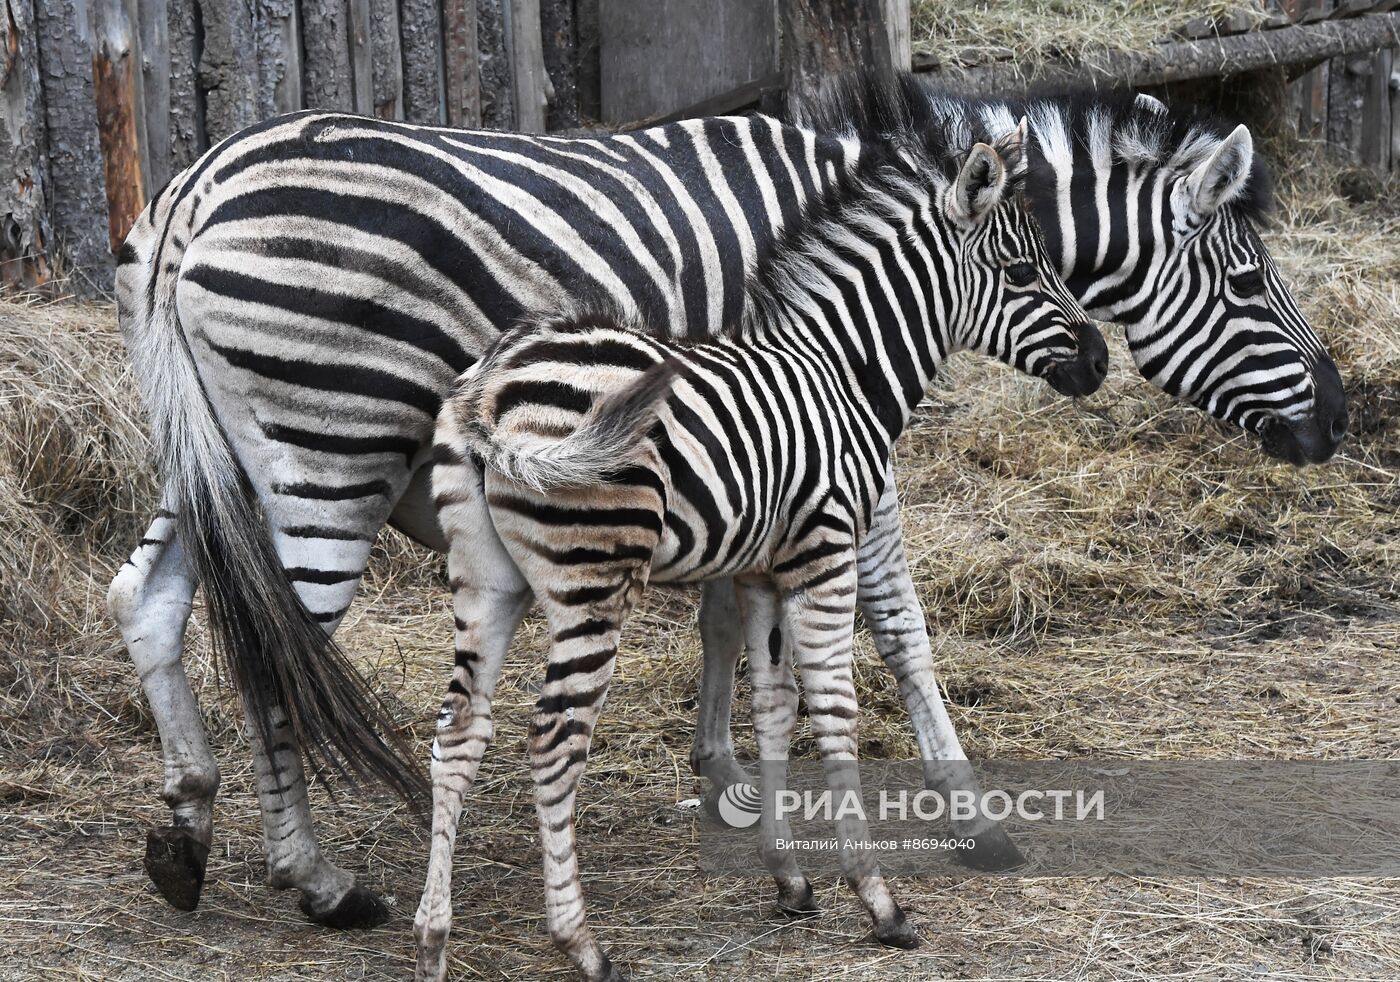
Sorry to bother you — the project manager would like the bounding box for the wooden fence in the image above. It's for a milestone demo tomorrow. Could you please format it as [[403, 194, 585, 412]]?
[[2, 0, 1396, 296]]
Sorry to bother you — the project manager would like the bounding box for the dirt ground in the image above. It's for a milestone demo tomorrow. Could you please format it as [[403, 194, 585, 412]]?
[[1, 159, 1397, 979]]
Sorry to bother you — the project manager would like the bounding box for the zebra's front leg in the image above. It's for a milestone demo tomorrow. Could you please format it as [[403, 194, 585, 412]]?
[[782, 566, 919, 950], [734, 578, 816, 915], [107, 504, 217, 912], [690, 579, 753, 789], [856, 472, 1024, 871], [416, 447, 533, 981]]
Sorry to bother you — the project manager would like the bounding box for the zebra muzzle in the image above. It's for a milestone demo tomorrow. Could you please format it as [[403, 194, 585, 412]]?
[[1044, 321, 1109, 398]]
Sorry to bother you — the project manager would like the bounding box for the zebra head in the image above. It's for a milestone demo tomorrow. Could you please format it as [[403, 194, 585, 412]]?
[[1122, 118, 1347, 465], [941, 124, 1107, 400]]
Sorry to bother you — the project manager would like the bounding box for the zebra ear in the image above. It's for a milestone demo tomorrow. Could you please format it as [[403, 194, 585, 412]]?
[[1185, 124, 1254, 215], [949, 142, 1007, 225], [992, 116, 1029, 179]]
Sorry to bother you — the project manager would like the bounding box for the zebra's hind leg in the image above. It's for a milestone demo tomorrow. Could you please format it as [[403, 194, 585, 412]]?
[[781, 566, 919, 951], [415, 447, 532, 982], [690, 578, 754, 790], [856, 472, 1024, 872], [734, 579, 816, 916], [108, 502, 216, 912]]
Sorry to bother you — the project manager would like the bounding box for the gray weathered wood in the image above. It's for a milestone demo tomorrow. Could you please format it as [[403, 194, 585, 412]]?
[[91, 0, 150, 251], [167, 0, 201, 169], [783, 0, 893, 102], [600, 0, 778, 124], [509, 0, 548, 132], [34, 0, 113, 288], [1359, 45, 1393, 168], [1327, 51, 1370, 160], [348, 0, 374, 114], [443, 0, 482, 126], [137, 0, 171, 191], [574, 0, 600, 122], [196, 0, 259, 141], [0, 0, 53, 287], [918, 11, 1400, 93], [302, 0, 355, 110], [478, 0, 516, 128], [369, 0, 405, 118], [541, 0, 579, 129], [399, 0, 446, 124], [885, 0, 911, 72], [255, 0, 303, 116]]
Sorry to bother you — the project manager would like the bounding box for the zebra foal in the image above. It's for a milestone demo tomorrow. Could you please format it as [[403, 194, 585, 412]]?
[[416, 125, 1106, 981]]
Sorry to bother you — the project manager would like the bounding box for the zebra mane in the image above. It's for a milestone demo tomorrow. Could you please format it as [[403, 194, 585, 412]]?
[[786, 70, 1273, 225]]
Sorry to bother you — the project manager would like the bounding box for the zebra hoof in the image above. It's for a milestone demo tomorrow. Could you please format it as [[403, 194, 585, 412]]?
[[955, 826, 1026, 872], [595, 953, 627, 982], [774, 881, 819, 917], [144, 825, 209, 912], [301, 885, 391, 929], [874, 908, 921, 950]]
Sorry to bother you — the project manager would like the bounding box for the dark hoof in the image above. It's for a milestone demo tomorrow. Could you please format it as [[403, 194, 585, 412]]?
[[301, 885, 391, 929], [954, 826, 1026, 872], [144, 826, 209, 912], [596, 953, 627, 982], [874, 908, 921, 950], [775, 881, 819, 917]]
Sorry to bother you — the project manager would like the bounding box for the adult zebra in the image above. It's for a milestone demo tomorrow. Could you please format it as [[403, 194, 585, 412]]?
[[109, 74, 1346, 926]]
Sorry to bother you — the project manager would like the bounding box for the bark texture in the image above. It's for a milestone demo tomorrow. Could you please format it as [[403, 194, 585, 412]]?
[[0, 0, 52, 287], [400, 0, 446, 124], [302, 0, 354, 110], [196, 0, 259, 142]]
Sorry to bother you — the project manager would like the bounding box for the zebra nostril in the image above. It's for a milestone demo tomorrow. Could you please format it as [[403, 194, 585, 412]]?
[[1329, 416, 1347, 442]]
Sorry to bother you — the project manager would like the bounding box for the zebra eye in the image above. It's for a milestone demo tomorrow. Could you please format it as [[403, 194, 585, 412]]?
[[1005, 262, 1038, 287], [1231, 269, 1265, 298]]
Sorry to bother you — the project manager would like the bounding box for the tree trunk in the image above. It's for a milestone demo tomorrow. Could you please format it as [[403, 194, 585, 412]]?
[[477, 0, 516, 129], [400, 0, 445, 124], [0, 0, 52, 288], [91, 0, 149, 253], [255, 0, 303, 117], [369, 0, 405, 118], [302, 0, 354, 110], [196, 0, 259, 141], [167, 0, 201, 170], [443, 0, 482, 126], [782, 0, 893, 103], [541, 0, 578, 129]]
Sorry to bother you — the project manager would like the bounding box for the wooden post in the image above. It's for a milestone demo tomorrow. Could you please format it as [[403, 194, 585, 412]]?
[[0, 0, 53, 288], [574, 0, 600, 123], [348, 0, 374, 114], [91, 0, 149, 252], [255, 0, 304, 116], [782, 0, 894, 103], [442, 0, 482, 126], [137, 0, 170, 192], [540, 0, 579, 129], [196, 0, 259, 141], [167, 0, 202, 169], [1359, 46, 1393, 170], [885, 0, 911, 73], [369, 0, 405, 118], [477, 0, 517, 129], [399, 0, 446, 124], [35, 0, 114, 288], [302, 0, 355, 110], [509, 0, 549, 132]]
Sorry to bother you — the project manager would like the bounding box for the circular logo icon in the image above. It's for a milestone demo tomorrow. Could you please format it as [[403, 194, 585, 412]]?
[[715, 783, 763, 829]]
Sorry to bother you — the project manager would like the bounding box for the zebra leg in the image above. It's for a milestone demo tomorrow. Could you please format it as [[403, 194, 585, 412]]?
[[734, 579, 816, 915], [107, 502, 216, 912], [689, 579, 752, 789], [415, 459, 531, 982], [782, 568, 919, 951], [528, 586, 643, 982], [856, 472, 1024, 871]]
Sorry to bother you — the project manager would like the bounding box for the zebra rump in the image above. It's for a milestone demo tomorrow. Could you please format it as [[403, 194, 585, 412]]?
[[454, 312, 680, 492]]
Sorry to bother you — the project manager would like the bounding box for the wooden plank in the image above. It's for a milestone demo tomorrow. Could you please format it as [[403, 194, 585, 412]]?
[[917, 12, 1400, 93], [541, 0, 579, 129], [348, 0, 374, 114], [443, 0, 482, 126], [509, 0, 548, 132], [783, 0, 893, 102], [369, 0, 404, 118], [1327, 51, 1370, 161], [34, 0, 114, 288], [254, 0, 303, 116], [0, 0, 53, 288], [1359, 45, 1393, 169], [575, 0, 600, 122], [885, 0, 911, 72], [398, 0, 445, 124], [167, 0, 200, 169], [620, 72, 784, 131], [91, 0, 148, 253], [302, 0, 355, 110], [478, 0, 517, 128], [1289, 0, 1331, 140], [600, 0, 778, 124], [197, 0, 259, 141], [137, 0, 170, 192]]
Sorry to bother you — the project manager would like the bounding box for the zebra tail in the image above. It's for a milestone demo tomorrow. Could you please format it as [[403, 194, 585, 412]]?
[[118, 215, 429, 810], [468, 357, 680, 492]]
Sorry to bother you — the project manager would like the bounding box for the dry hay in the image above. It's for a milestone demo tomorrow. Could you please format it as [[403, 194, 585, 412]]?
[[910, 1, 1264, 68], [0, 154, 1396, 980]]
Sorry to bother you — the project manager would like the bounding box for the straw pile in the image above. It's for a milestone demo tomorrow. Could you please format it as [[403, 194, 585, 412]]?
[[0, 154, 1395, 978]]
